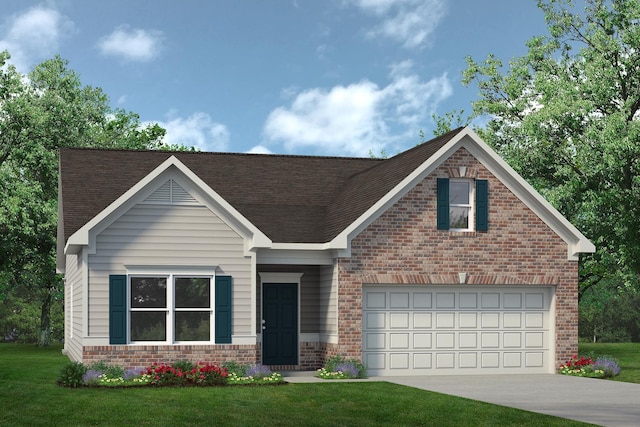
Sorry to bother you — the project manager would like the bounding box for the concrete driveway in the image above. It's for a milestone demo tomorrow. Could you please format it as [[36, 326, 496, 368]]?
[[376, 374, 640, 427]]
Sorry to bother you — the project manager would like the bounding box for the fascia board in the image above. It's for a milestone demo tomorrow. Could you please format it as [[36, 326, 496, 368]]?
[[329, 128, 471, 251], [329, 127, 595, 260], [65, 155, 271, 252], [462, 130, 595, 260]]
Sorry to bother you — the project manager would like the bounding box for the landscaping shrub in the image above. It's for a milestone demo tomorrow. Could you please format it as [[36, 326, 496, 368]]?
[[317, 355, 367, 379], [57, 360, 285, 388], [559, 354, 621, 378], [57, 361, 87, 388]]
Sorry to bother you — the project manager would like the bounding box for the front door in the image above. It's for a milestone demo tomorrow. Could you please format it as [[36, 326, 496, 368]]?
[[262, 283, 298, 365]]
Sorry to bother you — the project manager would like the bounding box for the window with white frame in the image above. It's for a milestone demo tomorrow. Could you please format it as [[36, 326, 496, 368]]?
[[129, 275, 213, 343], [449, 180, 474, 230]]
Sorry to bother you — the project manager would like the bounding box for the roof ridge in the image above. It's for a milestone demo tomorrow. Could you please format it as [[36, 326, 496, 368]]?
[[60, 146, 386, 162]]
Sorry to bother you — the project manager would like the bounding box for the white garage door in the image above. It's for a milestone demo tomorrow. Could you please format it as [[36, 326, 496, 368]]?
[[363, 286, 554, 376]]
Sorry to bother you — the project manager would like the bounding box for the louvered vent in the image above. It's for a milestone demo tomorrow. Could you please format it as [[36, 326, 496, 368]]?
[[143, 179, 198, 205]]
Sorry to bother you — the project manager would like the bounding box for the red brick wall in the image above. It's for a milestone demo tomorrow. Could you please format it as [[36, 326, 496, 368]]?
[[336, 147, 578, 369], [83, 344, 259, 369]]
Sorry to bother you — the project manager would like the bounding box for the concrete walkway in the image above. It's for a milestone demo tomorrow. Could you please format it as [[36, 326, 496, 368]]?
[[285, 373, 640, 427]]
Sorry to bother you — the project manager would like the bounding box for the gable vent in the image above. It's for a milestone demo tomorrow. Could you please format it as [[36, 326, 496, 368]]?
[[143, 179, 198, 205]]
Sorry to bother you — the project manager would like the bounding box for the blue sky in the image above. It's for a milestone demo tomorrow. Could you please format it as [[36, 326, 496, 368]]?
[[1, 1, 548, 157]]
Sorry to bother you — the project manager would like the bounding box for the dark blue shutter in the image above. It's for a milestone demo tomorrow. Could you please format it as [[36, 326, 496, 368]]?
[[476, 179, 489, 232], [215, 276, 232, 344], [109, 275, 127, 344], [437, 178, 450, 230]]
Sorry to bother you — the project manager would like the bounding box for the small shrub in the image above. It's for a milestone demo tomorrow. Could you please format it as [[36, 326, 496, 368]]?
[[224, 361, 248, 377], [317, 355, 367, 379], [57, 361, 87, 388], [172, 360, 194, 372], [246, 364, 272, 379], [559, 354, 622, 378], [593, 357, 621, 378], [185, 362, 228, 386], [82, 369, 102, 385]]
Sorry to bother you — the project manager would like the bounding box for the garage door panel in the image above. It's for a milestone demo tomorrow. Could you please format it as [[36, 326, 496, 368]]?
[[390, 353, 409, 369], [459, 332, 477, 348], [436, 312, 455, 328], [503, 312, 522, 328], [390, 313, 409, 328], [365, 312, 385, 329], [363, 286, 553, 376], [459, 312, 477, 328], [413, 293, 432, 308], [413, 333, 432, 348], [365, 332, 385, 350], [525, 293, 545, 309], [366, 292, 386, 309], [525, 312, 544, 328], [436, 293, 455, 308], [459, 293, 478, 308], [459, 352, 477, 368], [390, 333, 409, 349], [390, 292, 410, 308], [414, 353, 432, 369], [413, 312, 432, 328]]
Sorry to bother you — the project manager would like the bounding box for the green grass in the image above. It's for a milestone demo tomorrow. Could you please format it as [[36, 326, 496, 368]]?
[[0, 344, 592, 427], [579, 342, 640, 383]]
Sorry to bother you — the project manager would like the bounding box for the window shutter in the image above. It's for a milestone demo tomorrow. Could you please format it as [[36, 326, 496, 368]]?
[[437, 178, 450, 230], [215, 276, 232, 344], [476, 179, 489, 232], [109, 275, 127, 345]]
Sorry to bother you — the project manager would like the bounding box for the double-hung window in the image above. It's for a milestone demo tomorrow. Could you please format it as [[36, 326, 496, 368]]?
[[449, 180, 473, 230], [437, 177, 489, 232], [109, 273, 232, 345], [129, 275, 212, 343]]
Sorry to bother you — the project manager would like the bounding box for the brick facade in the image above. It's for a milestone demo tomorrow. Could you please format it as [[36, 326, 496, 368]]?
[[82, 344, 259, 369], [335, 148, 578, 369]]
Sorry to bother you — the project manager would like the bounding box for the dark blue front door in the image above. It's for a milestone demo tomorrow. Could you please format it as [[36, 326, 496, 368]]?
[[262, 283, 298, 365]]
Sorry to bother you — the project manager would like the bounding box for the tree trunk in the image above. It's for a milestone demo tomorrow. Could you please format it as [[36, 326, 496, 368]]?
[[37, 288, 52, 347]]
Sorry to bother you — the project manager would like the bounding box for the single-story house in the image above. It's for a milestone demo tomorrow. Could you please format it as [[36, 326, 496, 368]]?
[[57, 127, 594, 376]]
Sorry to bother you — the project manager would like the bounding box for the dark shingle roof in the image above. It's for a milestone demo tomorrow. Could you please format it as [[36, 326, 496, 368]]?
[[59, 128, 462, 244]]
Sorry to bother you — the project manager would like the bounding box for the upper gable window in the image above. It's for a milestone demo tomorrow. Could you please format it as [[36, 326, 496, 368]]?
[[437, 178, 489, 232], [449, 180, 473, 230]]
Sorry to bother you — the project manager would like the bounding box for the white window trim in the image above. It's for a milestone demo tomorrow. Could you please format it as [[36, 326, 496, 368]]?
[[449, 179, 475, 232], [125, 266, 216, 345]]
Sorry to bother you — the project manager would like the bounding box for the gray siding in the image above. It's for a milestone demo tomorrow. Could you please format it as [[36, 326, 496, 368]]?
[[319, 263, 337, 335], [88, 204, 251, 338], [64, 252, 84, 362]]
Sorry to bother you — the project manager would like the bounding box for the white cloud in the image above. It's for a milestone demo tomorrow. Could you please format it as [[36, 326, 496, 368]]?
[[97, 25, 163, 62], [0, 6, 75, 71], [348, 0, 447, 49], [246, 145, 273, 154], [263, 61, 452, 156], [156, 112, 230, 152]]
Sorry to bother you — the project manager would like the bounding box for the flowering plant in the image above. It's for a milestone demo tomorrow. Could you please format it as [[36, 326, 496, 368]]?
[[226, 364, 285, 385], [316, 355, 367, 379], [559, 354, 621, 378]]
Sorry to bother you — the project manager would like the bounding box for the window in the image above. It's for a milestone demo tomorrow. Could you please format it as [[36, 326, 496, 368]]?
[[109, 274, 232, 345], [449, 180, 473, 230], [129, 275, 212, 343], [437, 178, 489, 232]]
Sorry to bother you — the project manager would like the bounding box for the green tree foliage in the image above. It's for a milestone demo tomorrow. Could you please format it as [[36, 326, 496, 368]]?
[[451, 0, 640, 321], [0, 50, 177, 345]]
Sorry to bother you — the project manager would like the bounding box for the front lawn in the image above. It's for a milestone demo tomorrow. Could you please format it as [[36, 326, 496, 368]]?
[[579, 342, 640, 383], [0, 344, 591, 426]]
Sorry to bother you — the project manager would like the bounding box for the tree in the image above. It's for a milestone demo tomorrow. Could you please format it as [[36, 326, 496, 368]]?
[[0, 51, 172, 346], [452, 0, 640, 306], [437, 0, 640, 340]]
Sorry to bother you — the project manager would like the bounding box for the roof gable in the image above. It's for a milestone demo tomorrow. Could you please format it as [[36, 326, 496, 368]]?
[[58, 127, 594, 265]]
